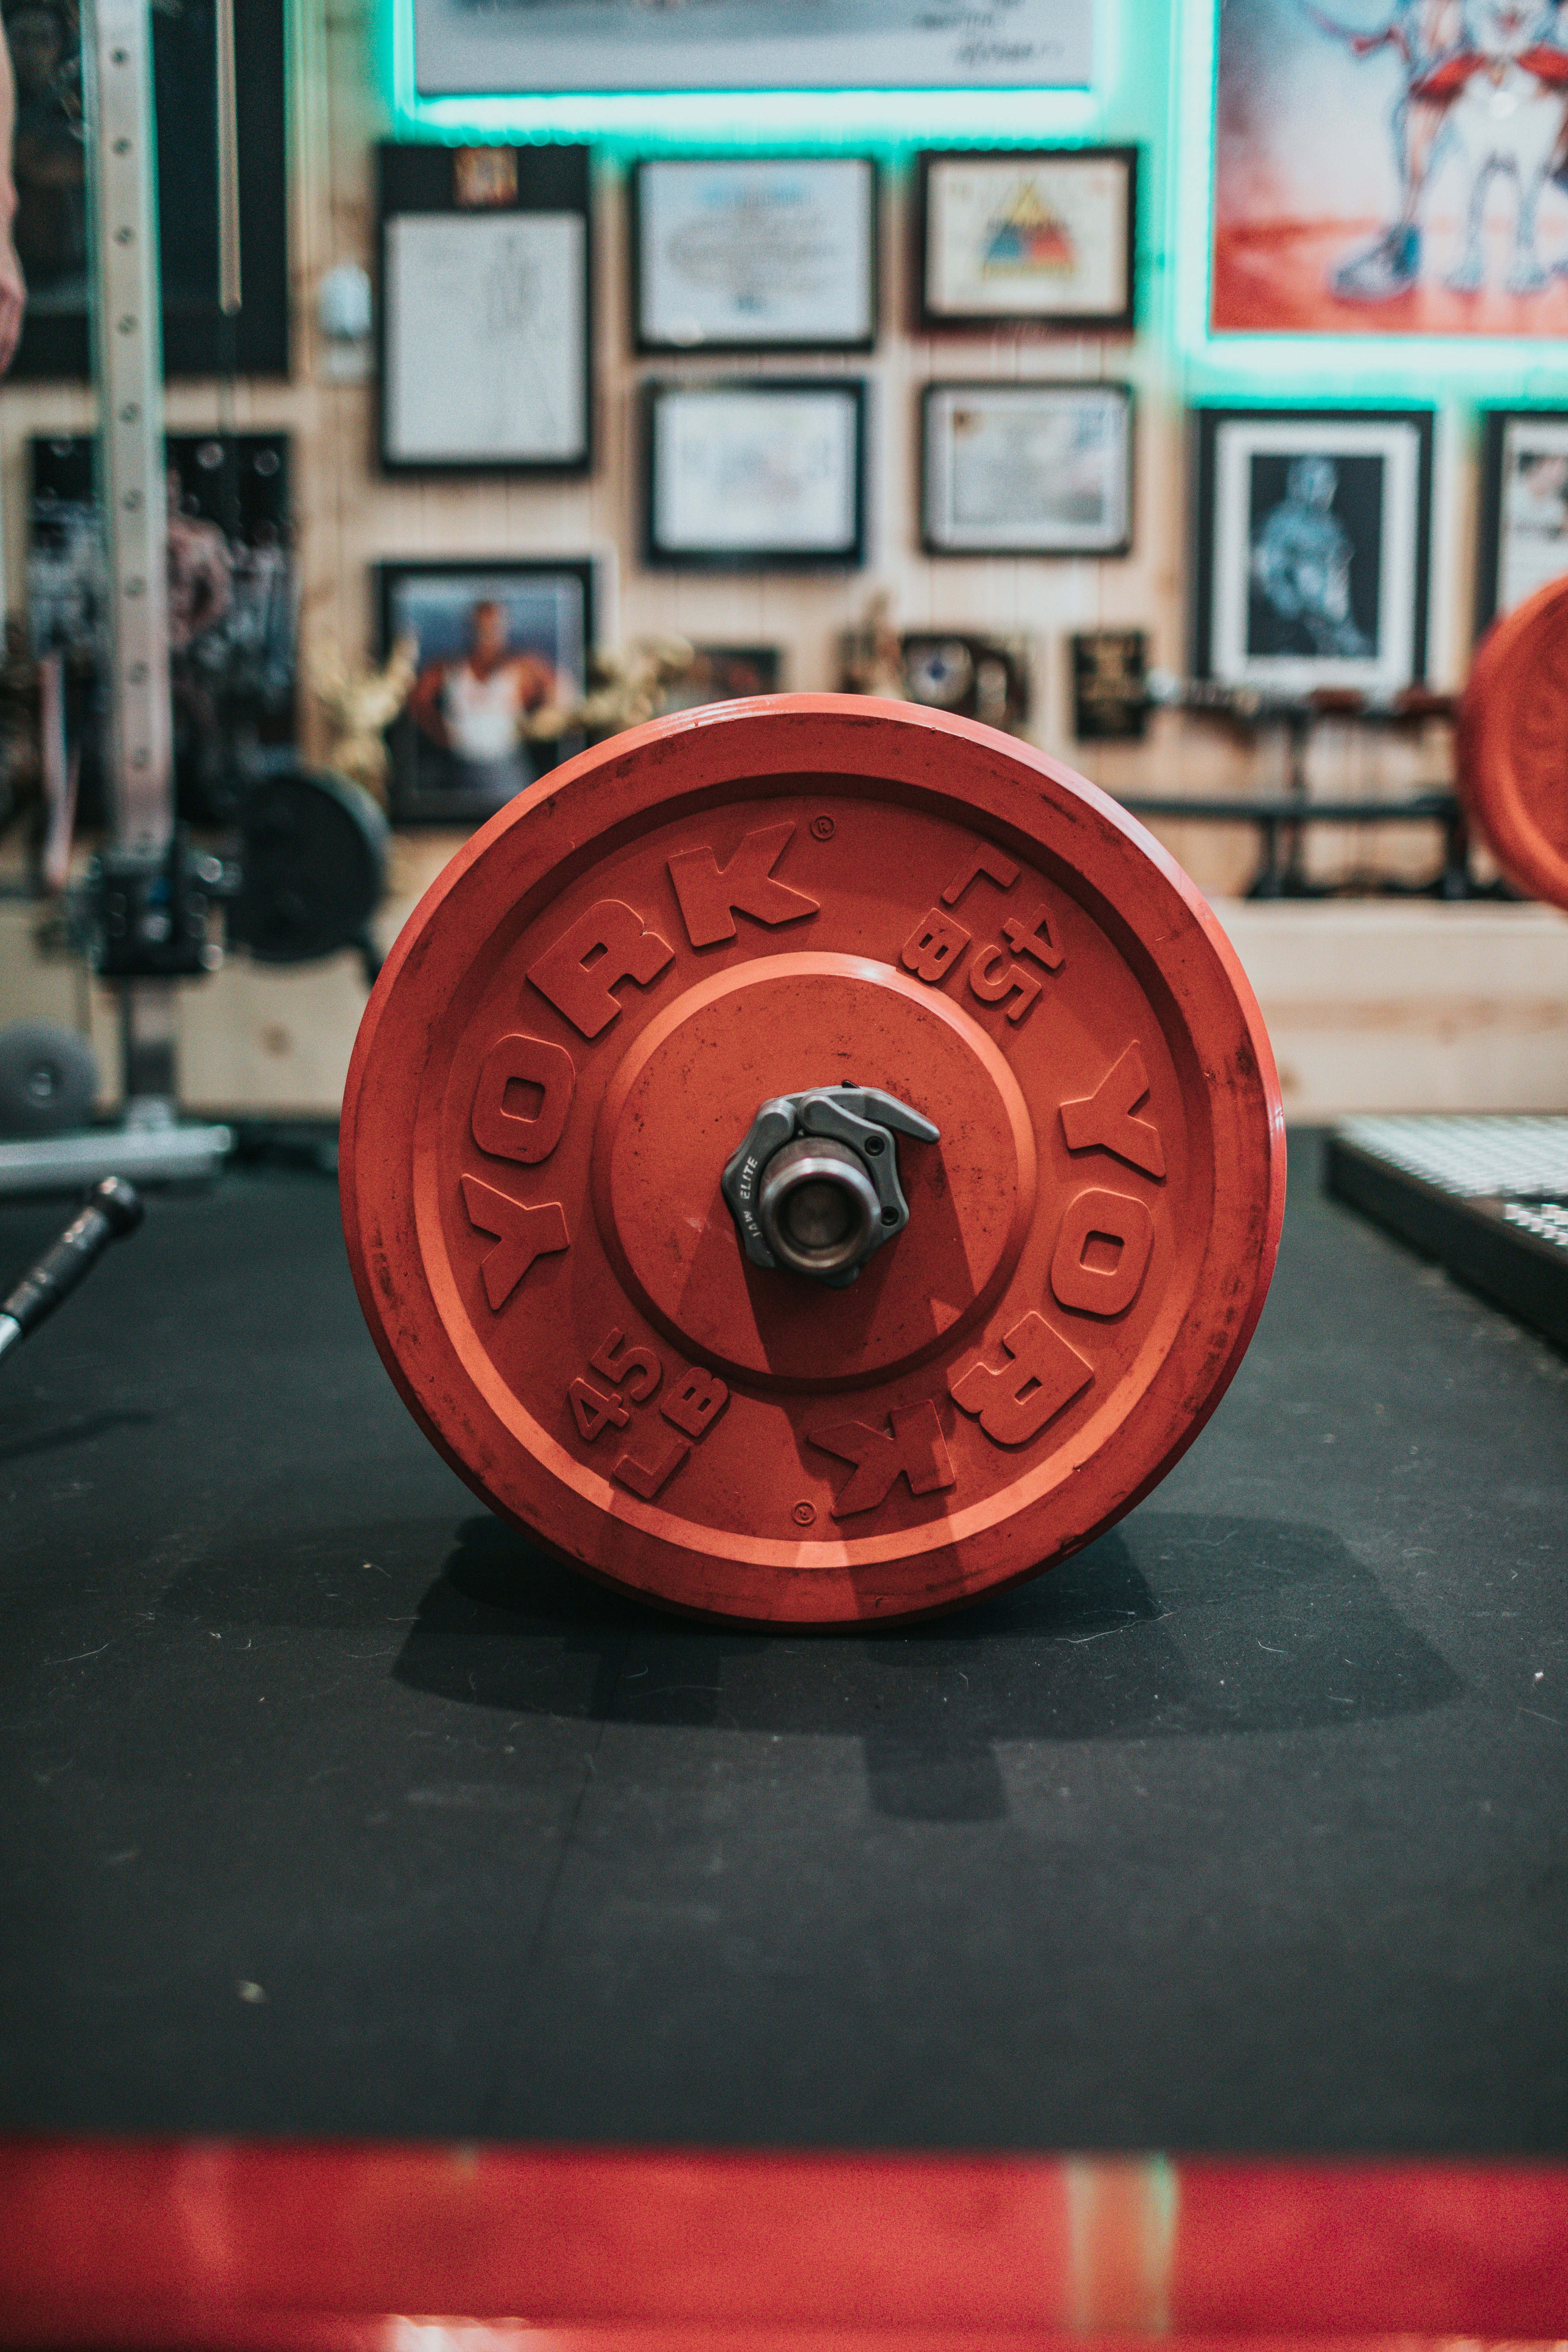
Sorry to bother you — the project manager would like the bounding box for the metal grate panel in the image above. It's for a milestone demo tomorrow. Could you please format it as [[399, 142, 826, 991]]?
[[1502, 1199, 1568, 1251], [1336, 1116, 1568, 1200]]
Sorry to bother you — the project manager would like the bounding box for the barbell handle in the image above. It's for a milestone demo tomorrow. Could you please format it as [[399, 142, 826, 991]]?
[[0, 1178, 144, 1364]]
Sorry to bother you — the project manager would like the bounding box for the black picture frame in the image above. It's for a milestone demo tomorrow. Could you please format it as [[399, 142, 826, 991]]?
[[643, 377, 868, 571], [377, 143, 593, 477], [658, 644, 784, 711], [916, 147, 1138, 335], [7, 0, 288, 381], [630, 154, 878, 355], [377, 556, 596, 829], [920, 380, 1133, 558], [1475, 408, 1568, 636], [1071, 629, 1149, 741], [1192, 406, 1434, 694]]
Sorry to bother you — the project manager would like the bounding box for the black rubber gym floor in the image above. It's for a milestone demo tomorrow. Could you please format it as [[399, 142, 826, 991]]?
[[0, 1130, 1564, 2151]]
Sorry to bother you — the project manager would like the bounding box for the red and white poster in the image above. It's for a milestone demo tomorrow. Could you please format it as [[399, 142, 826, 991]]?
[[1213, 0, 1568, 334]]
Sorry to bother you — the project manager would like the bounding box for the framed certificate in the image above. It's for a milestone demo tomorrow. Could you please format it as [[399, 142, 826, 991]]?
[[632, 156, 877, 354], [1194, 408, 1435, 695], [922, 382, 1133, 556], [644, 379, 868, 569], [1476, 410, 1568, 634], [378, 144, 593, 475], [918, 148, 1137, 334]]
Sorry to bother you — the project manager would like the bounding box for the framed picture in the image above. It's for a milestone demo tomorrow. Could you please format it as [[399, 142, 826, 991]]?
[[1194, 409, 1434, 695], [378, 144, 592, 475], [1071, 629, 1149, 740], [378, 559, 594, 827], [1476, 411, 1568, 634], [1213, 0, 1568, 335], [6, 0, 287, 380], [632, 156, 876, 354], [413, 0, 1092, 96], [644, 379, 867, 569], [922, 382, 1132, 556], [838, 623, 1030, 730], [658, 645, 783, 714], [917, 148, 1136, 333], [29, 433, 295, 828], [901, 634, 1031, 732]]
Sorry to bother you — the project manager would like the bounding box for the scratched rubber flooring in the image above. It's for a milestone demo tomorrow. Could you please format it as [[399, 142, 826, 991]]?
[[0, 1130, 1564, 2150]]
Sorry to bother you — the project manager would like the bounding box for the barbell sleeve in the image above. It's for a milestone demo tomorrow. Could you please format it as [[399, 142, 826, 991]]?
[[0, 1178, 145, 1365]]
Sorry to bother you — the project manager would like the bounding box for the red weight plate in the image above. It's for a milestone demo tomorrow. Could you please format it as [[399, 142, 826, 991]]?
[[1460, 573, 1568, 911], [341, 695, 1284, 1626]]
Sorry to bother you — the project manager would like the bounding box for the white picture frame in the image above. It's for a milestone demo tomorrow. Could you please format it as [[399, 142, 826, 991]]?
[[1196, 409, 1434, 696], [922, 382, 1132, 556], [1477, 410, 1568, 631], [381, 210, 590, 472], [645, 379, 867, 569], [633, 156, 876, 354]]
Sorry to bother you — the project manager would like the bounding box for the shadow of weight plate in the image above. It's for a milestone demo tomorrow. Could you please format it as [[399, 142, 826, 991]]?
[[341, 695, 1285, 1626], [1460, 574, 1568, 912]]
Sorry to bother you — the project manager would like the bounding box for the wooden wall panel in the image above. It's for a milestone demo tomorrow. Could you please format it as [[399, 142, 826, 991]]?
[[0, 0, 1477, 908]]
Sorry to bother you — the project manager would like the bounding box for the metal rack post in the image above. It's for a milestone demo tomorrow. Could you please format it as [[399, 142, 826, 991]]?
[[0, 1, 230, 1191], [85, 0, 177, 1124]]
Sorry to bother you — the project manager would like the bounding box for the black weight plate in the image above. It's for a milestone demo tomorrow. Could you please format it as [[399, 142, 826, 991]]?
[[231, 768, 389, 967]]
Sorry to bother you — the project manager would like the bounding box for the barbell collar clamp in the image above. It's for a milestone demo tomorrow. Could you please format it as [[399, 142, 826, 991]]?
[[721, 1084, 939, 1288]]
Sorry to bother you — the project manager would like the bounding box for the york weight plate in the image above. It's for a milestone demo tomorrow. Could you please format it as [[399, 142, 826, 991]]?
[[341, 696, 1284, 1626], [1460, 574, 1568, 911]]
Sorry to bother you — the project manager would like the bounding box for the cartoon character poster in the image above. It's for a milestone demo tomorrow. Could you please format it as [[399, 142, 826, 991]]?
[[1213, 0, 1568, 332]]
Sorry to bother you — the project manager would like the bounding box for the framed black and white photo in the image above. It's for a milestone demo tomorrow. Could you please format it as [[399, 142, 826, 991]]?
[[1477, 410, 1568, 634], [632, 156, 876, 354], [917, 148, 1137, 333], [644, 379, 867, 569], [378, 144, 592, 476], [414, 0, 1092, 96], [1194, 408, 1434, 695], [922, 381, 1132, 556], [378, 559, 594, 828]]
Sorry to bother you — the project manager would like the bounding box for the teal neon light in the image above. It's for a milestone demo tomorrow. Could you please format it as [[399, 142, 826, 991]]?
[[1172, 0, 1568, 401], [383, 0, 1560, 397]]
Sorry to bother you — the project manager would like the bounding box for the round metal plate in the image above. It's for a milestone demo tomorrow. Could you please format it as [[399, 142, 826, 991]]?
[[1460, 575, 1568, 911], [0, 1021, 99, 1139], [341, 696, 1284, 1626], [233, 768, 389, 966]]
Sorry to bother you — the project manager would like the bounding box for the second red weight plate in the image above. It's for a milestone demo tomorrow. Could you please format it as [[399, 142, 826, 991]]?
[[1460, 573, 1568, 912], [341, 695, 1285, 1626]]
